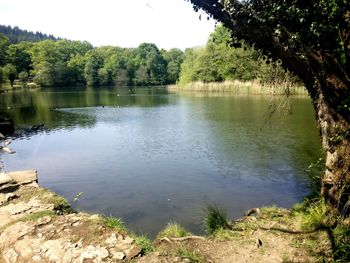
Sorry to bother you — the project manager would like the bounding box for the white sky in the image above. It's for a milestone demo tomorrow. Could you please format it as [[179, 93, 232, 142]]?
[[0, 0, 216, 50]]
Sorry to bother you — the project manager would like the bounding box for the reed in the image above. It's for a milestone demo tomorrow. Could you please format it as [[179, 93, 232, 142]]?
[[168, 80, 307, 95]]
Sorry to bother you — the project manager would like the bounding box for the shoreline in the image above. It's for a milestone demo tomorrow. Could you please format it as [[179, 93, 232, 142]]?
[[0, 169, 332, 262]]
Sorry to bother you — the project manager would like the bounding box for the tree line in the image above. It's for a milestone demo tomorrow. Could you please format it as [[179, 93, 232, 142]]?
[[0, 24, 296, 89], [0, 25, 59, 44], [0, 31, 185, 88]]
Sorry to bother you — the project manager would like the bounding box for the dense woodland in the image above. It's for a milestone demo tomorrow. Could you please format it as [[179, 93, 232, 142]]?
[[0, 24, 293, 88], [0, 25, 59, 44]]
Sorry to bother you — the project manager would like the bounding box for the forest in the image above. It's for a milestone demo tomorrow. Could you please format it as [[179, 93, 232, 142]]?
[[0, 24, 294, 89]]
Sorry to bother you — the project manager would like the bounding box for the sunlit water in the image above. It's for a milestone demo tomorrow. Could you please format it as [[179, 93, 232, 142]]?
[[0, 87, 321, 237]]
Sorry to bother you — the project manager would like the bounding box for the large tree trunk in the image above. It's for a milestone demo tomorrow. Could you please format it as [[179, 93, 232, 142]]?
[[315, 85, 350, 216]]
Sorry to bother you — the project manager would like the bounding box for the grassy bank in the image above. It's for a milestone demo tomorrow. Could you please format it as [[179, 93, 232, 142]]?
[[168, 80, 307, 95]]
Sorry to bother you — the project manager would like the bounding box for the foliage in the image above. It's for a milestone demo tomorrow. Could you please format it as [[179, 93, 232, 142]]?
[[332, 224, 350, 263], [178, 25, 296, 85], [50, 194, 73, 214], [203, 203, 230, 234], [299, 199, 330, 230], [104, 216, 127, 232], [0, 33, 10, 66], [131, 234, 154, 254], [0, 67, 3, 87], [3, 64, 17, 87], [0, 24, 59, 44], [157, 222, 191, 239]]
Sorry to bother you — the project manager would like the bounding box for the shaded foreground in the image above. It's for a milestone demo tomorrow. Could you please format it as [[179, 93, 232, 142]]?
[[0, 171, 342, 262]]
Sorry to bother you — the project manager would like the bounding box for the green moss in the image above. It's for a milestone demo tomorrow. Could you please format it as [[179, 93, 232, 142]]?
[[157, 222, 191, 239]]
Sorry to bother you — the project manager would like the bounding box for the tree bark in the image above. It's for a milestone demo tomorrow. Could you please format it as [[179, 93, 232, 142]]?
[[314, 81, 350, 216]]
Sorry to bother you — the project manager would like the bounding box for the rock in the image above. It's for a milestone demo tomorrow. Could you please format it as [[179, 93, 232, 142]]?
[[105, 233, 118, 247], [122, 236, 134, 245], [245, 208, 261, 217], [1, 146, 15, 154], [3, 248, 19, 263], [7, 170, 38, 184], [88, 214, 101, 221], [0, 211, 12, 227], [80, 245, 109, 262], [3, 202, 32, 215], [31, 255, 42, 262], [0, 222, 34, 247], [41, 240, 65, 262], [0, 173, 12, 185], [0, 193, 19, 205], [124, 244, 142, 260], [36, 216, 52, 226], [109, 249, 125, 260]]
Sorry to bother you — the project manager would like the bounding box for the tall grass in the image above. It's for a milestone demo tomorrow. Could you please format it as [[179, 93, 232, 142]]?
[[157, 222, 191, 239], [203, 203, 231, 234], [168, 80, 306, 95]]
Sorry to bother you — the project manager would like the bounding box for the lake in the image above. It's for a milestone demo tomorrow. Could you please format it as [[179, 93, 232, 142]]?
[[0, 87, 321, 237]]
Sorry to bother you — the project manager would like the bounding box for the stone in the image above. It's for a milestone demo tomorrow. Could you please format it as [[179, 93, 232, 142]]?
[[31, 255, 42, 262], [0, 194, 19, 206], [3, 248, 18, 263], [88, 214, 101, 221], [80, 245, 109, 261], [0, 211, 12, 227], [105, 233, 118, 247], [36, 216, 52, 226], [14, 238, 34, 257], [0, 222, 34, 247], [109, 249, 125, 260], [41, 240, 65, 262], [7, 170, 38, 184], [122, 236, 134, 245], [124, 244, 142, 260], [0, 173, 12, 185]]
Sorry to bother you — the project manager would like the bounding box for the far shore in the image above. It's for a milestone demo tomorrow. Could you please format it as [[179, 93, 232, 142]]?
[[168, 80, 307, 95]]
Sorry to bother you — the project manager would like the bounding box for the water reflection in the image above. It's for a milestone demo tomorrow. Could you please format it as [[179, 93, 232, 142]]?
[[0, 87, 321, 237]]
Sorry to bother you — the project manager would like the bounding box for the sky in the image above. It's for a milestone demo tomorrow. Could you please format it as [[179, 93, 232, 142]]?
[[0, 0, 216, 50]]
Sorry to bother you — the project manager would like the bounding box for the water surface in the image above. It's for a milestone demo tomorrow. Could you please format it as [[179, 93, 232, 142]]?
[[0, 87, 321, 236]]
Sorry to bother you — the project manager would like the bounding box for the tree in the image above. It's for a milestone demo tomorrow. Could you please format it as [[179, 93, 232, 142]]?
[[0, 67, 4, 88], [187, 0, 350, 215], [84, 54, 103, 86], [6, 42, 33, 74], [134, 43, 167, 85], [0, 33, 10, 66], [162, 48, 184, 83], [4, 64, 17, 87]]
